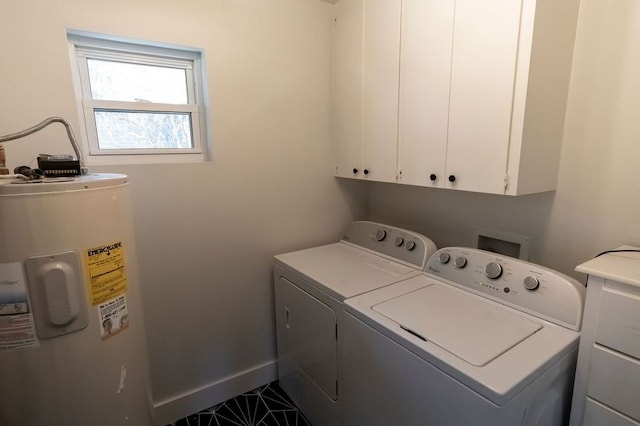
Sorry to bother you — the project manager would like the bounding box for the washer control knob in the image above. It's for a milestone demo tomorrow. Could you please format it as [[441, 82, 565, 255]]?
[[395, 237, 404, 247], [523, 276, 540, 291], [439, 253, 451, 264], [376, 229, 387, 241], [406, 241, 416, 251], [485, 262, 503, 279], [455, 257, 468, 269]]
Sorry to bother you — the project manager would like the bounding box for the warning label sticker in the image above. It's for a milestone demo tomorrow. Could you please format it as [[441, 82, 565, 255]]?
[[0, 263, 39, 351], [98, 294, 129, 340], [85, 242, 128, 306]]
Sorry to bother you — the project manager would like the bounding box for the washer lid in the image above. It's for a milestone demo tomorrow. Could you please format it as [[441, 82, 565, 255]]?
[[373, 284, 542, 366]]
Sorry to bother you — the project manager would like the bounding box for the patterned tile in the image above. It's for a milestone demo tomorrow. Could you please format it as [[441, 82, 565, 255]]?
[[167, 382, 310, 426]]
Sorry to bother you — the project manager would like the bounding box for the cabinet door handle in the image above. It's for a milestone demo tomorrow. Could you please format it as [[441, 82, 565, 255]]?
[[429, 174, 437, 181], [364, 169, 369, 175], [448, 175, 456, 183], [352, 168, 359, 174]]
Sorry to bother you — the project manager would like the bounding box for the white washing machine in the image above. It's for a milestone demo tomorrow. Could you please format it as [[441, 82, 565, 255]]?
[[343, 247, 586, 426], [273, 221, 437, 426]]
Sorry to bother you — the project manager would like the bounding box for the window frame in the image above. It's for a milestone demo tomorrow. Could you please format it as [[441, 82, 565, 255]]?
[[67, 30, 210, 164]]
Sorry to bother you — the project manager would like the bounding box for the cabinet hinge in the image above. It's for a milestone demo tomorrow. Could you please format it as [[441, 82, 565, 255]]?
[[335, 324, 338, 340], [504, 173, 509, 191]]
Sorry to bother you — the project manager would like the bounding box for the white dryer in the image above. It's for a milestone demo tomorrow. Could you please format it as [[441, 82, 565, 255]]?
[[343, 247, 585, 426], [273, 221, 437, 426]]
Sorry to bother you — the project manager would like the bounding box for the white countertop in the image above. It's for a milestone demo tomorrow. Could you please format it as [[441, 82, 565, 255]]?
[[576, 245, 640, 288]]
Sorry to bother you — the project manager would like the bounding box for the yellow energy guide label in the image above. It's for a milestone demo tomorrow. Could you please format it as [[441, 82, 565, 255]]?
[[84, 242, 128, 306]]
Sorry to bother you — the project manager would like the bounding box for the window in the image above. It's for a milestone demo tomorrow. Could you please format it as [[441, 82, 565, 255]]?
[[67, 30, 209, 164]]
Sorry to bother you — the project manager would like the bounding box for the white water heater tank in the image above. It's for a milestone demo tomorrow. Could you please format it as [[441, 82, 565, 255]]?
[[0, 173, 153, 426]]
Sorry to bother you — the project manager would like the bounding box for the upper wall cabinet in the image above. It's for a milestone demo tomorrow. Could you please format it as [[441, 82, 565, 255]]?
[[333, 0, 401, 183], [333, 0, 579, 195], [397, 0, 454, 190]]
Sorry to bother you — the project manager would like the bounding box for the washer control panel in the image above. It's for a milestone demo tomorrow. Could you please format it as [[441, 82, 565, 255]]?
[[341, 221, 438, 270], [425, 247, 585, 331]]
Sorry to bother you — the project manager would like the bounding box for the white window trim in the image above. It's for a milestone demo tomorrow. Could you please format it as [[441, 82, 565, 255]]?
[[67, 29, 210, 165]]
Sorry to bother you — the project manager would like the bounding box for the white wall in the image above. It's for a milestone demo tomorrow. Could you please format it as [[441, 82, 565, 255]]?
[[369, 0, 640, 281], [0, 0, 367, 423]]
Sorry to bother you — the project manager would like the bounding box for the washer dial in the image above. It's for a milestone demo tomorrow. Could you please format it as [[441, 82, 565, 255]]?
[[395, 237, 404, 247], [376, 229, 387, 241], [455, 257, 467, 269], [523, 276, 540, 291], [439, 253, 451, 264], [406, 241, 416, 251], [485, 262, 503, 279]]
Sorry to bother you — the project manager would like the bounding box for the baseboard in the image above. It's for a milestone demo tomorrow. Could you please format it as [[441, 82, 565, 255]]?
[[152, 360, 278, 425]]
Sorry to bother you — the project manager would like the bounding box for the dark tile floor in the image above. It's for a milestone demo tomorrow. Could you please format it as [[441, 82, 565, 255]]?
[[167, 381, 310, 426]]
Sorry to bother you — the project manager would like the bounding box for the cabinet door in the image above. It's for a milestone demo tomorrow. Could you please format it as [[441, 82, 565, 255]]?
[[361, 0, 401, 183], [446, 0, 523, 193], [397, 0, 454, 188], [334, 0, 364, 179]]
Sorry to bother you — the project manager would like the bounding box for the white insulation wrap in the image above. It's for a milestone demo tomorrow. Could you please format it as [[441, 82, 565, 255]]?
[[0, 174, 153, 426]]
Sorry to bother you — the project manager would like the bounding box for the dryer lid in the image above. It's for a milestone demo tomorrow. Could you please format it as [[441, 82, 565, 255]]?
[[372, 284, 542, 366], [275, 243, 419, 300]]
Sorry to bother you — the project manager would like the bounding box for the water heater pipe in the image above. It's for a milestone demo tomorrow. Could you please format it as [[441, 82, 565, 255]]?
[[0, 116, 87, 174]]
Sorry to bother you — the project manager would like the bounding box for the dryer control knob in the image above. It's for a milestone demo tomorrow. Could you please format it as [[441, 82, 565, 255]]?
[[455, 257, 467, 269], [395, 237, 404, 247], [485, 262, 503, 279], [406, 241, 416, 251], [439, 253, 451, 264], [523, 276, 540, 291], [376, 229, 387, 241]]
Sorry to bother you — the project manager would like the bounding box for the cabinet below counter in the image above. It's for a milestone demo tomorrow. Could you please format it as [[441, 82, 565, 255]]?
[[570, 247, 640, 426]]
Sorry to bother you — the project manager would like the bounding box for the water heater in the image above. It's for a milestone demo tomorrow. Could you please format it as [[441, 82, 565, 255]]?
[[0, 174, 154, 426]]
